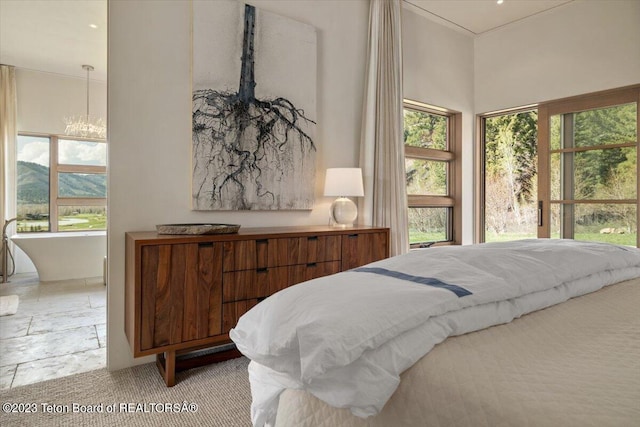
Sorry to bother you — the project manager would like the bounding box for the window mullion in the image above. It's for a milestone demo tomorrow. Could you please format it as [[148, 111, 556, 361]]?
[[50, 136, 59, 232], [408, 195, 455, 207], [550, 141, 636, 154], [57, 165, 106, 174], [57, 198, 107, 206], [561, 114, 575, 239], [405, 146, 454, 161]]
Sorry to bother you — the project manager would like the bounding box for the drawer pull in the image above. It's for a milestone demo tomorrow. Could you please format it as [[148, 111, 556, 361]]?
[[198, 242, 213, 247], [348, 234, 358, 238], [307, 236, 319, 241], [256, 239, 268, 244], [307, 263, 317, 267], [256, 268, 268, 273]]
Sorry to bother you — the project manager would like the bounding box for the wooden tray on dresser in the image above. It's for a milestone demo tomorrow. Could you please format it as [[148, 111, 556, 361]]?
[[156, 223, 240, 235]]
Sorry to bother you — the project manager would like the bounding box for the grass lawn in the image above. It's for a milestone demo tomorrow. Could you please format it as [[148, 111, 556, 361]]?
[[414, 231, 637, 247], [486, 232, 636, 246], [59, 213, 107, 231], [409, 231, 447, 245], [17, 214, 107, 232], [573, 232, 636, 246]]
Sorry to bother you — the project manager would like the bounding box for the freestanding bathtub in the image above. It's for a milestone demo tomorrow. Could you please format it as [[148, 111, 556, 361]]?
[[11, 231, 106, 282]]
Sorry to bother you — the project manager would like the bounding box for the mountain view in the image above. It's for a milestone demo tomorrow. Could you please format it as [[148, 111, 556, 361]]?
[[17, 161, 106, 203]]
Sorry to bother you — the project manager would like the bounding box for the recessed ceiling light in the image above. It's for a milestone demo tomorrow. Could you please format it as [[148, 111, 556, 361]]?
[[89, 24, 98, 29], [497, 0, 504, 4]]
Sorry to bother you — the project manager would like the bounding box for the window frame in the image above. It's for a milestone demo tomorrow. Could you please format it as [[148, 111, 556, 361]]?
[[17, 132, 107, 233], [475, 85, 639, 247], [403, 100, 462, 248]]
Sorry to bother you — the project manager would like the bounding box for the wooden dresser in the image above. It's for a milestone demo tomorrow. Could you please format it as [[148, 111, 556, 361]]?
[[125, 225, 389, 386]]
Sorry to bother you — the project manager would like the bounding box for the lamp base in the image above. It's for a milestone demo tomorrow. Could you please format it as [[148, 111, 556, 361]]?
[[330, 197, 358, 227]]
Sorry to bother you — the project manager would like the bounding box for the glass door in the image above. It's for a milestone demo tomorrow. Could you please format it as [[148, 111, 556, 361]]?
[[538, 87, 639, 247], [481, 110, 538, 243]]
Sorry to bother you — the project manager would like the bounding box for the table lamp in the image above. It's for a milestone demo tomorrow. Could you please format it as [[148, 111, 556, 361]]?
[[324, 168, 364, 227]]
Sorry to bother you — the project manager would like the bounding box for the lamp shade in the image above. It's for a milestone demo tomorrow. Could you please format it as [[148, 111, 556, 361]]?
[[324, 168, 364, 197]]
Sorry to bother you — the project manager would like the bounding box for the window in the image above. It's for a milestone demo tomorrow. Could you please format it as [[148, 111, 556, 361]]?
[[541, 89, 638, 247], [403, 101, 461, 247], [480, 109, 538, 243], [477, 85, 639, 248], [17, 134, 107, 232]]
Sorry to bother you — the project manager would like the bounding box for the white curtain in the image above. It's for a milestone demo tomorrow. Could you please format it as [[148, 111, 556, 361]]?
[[359, 0, 409, 256], [1, 65, 18, 227]]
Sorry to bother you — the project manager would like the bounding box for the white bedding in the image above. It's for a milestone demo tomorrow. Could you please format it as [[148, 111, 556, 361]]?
[[275, 277, 640, 426], [229, 239, 640, 426]]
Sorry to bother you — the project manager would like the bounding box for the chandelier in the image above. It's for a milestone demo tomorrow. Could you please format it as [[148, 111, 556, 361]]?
[[64, 64, 106, 139]]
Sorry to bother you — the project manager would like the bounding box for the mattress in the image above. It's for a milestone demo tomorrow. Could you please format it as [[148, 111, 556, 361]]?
[[275, 277, 640, 427]]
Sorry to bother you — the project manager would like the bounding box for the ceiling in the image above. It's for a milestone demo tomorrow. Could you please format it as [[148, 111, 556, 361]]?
[[0, 0, 574, 81], [404, 0, 574, 35], [0, 0, 107, 81]]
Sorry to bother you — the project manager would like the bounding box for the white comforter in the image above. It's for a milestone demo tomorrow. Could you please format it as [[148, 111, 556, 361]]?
[[229, 239, 640, 427]]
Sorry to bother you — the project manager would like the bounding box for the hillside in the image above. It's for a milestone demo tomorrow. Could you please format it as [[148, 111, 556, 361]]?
[[17, 161, 106, 204]]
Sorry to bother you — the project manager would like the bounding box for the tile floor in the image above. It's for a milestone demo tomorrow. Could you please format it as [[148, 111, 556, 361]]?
[[0, 273, 106, 389]]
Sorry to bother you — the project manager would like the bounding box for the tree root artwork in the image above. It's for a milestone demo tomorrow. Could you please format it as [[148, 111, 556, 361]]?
[[192, 4, 316, 210]]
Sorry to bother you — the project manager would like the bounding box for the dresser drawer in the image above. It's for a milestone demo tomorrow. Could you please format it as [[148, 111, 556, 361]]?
[[269, 261, 341, 294], [223, 235, 342, 272], [223, 267, 286, 302], [269, 235, 341, 266], [223, 259, 341, 302], [341, 232, 389, 270], [222, 299, 259, 334], [222, 240, 256, 272]]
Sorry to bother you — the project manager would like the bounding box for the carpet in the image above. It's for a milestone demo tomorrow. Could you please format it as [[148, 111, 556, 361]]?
[[0, 295, 19, 316], [0, 357, 252, 427]]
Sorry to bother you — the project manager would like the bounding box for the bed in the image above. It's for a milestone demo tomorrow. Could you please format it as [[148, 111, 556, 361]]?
[[229, 239, 640, 427]]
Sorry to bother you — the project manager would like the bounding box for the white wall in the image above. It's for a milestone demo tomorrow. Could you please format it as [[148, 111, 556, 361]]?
[[475, 0, 640, 113], [16, 69, 107, 136], [402, 7, 475, 244], [13, 69, 107, 274], [107, 0, 370, 370]]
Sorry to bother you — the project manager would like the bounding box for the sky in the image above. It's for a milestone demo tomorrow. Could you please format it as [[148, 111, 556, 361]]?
[[17, 135, 106, 167]]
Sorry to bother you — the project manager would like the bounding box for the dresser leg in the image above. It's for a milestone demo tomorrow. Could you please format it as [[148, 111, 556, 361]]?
[[156, 351, 176, 387]]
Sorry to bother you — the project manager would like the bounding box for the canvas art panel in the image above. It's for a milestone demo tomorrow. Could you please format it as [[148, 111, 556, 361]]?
[[192, 0, 317, 210]]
